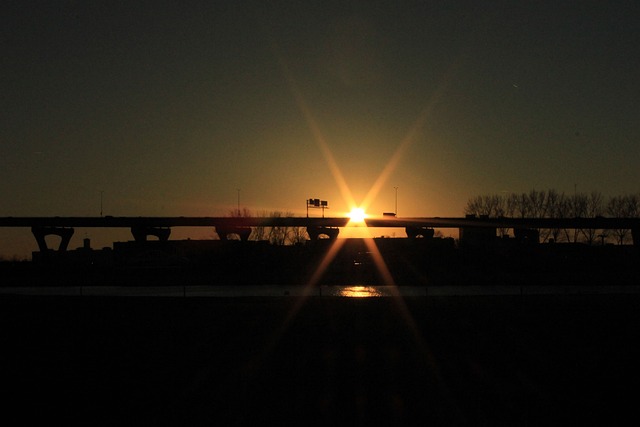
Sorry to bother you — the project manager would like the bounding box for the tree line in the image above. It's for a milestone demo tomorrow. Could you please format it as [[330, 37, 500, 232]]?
[[228, 208, 308, 245], [464, 189, 640, 245]]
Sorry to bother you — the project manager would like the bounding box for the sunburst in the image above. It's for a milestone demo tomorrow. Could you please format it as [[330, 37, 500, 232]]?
[[256, 36, 458, 392]]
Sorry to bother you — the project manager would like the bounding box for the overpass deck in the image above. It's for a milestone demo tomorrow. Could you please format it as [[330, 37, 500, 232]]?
[[1, 216, 639, 251], [1, 215, 640, 229]]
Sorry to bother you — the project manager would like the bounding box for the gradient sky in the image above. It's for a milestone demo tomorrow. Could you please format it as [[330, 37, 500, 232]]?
[[2, 1, 639, 257]]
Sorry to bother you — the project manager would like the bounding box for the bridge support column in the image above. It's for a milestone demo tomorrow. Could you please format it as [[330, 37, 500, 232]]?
[[632, 228, 639, 247], [405, 226, 434, 239], [215, 227, 251, 241], [131, 226, 171, 242], [307, 227, 339, 240], [31, 226, 74, 252]]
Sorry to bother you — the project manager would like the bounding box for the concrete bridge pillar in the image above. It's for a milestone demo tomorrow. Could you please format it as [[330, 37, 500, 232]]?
[[307, 227, 339, 240], [215, 226, 252, 241], [131, 226, 171, 242], [405, 226, 434, 239], [31, 226, 74, 252]]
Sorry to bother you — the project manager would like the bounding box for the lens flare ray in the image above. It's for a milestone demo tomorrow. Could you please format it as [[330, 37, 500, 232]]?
[[274, 51, 355, 209], [266, 37, 462, 402]]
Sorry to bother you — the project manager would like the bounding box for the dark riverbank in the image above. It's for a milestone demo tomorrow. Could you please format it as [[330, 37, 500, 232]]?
[[3, 294, 640, 425], [3, 238, 640, 287]]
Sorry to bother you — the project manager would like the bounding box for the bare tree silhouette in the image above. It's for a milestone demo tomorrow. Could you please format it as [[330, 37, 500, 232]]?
[[464, 189, 640, 245]]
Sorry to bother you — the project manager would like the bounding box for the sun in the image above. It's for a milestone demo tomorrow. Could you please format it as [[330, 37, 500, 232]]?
[[348, 207, 367, 223]]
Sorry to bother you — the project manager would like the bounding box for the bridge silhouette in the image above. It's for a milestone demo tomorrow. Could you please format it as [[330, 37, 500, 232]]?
[[1, 216, 640, 252]]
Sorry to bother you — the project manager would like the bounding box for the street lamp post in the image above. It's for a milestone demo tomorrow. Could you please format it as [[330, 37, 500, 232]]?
[[394, 187, 398, 216]]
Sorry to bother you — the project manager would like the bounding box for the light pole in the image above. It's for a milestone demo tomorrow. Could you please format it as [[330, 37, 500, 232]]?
[[394, 187, 398, 216]]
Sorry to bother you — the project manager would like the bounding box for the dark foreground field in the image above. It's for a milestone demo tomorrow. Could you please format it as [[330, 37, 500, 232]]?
[[2, 294, 640, 425]]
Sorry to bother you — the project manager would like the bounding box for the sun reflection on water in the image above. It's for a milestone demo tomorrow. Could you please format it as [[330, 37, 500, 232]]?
[[338, 286, 384, 297]]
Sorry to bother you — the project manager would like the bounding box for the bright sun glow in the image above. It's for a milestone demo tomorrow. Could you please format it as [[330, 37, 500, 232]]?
[[348, 207, 367, 223]]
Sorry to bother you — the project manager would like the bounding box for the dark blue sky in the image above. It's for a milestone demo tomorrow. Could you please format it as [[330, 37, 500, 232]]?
[[2, 0, 639, 256]]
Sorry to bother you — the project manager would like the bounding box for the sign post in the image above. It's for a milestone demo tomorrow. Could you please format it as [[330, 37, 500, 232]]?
[[307, 198, 329, 218]]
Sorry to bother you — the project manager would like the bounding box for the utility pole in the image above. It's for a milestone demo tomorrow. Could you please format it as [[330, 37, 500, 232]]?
[[236, 189, 240, 216], [394, 187, 398, 216], [100, 190, 104, 217]]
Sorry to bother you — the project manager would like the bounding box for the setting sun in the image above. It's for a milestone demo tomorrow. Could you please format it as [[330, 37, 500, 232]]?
[[348, 207, 367, 223]]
